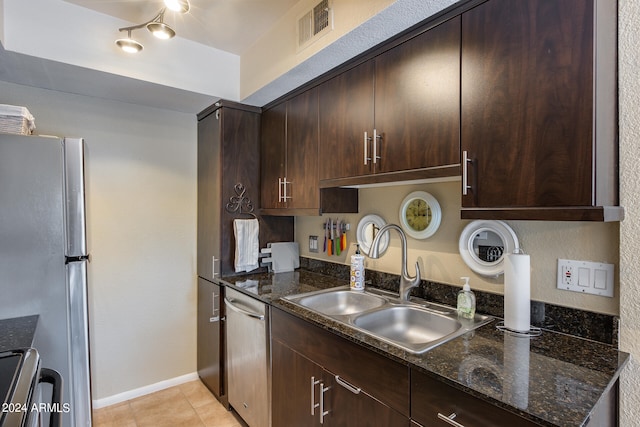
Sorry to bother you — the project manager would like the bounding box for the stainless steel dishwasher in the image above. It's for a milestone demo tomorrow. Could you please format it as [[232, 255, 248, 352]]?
[[225, 287, 270, 427]]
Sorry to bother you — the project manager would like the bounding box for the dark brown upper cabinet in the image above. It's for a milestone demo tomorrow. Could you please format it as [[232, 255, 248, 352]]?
[[261, 88, 357, 216], [197, 101, 293, 277], [374, 15, 460, 174], [460, 0, 622, 221], [318, 60, 375, 182], [318, 17, 461, 188], [260, 101, 287, 211]]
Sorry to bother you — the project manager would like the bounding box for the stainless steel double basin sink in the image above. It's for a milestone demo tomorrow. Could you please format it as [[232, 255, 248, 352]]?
[[284, 287, 493, 354]]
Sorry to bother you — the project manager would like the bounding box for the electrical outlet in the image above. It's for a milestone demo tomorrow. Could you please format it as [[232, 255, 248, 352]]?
[[562, 264, 574, 286], [309, 235, 318, 253], [556, 259, 614, 297]]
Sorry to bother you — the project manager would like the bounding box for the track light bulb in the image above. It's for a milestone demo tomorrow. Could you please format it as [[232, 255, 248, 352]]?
[[116, 30, 143, 53], [116, 38, 143, 53], [147, 22, 175, 39]]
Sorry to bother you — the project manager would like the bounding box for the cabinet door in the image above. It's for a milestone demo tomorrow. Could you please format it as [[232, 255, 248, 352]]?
[[286, 88, 320, 210], [197, 110, 221, 280], [461, 0, 594, 209], [374, 16, 461, 174], [261, 102, 287, 209], [324, 372, 411, 427], [272, 339, 323, 427], [319, 60, 375, 180], [197, 278, 223, 398]]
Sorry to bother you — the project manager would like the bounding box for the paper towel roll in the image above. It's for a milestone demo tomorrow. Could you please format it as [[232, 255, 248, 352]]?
[[504, 252, 531, 332]]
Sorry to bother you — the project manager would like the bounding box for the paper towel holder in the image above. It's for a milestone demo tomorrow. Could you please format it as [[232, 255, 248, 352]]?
[[459, 220, 519, 277], [496, 322, 542, 337]]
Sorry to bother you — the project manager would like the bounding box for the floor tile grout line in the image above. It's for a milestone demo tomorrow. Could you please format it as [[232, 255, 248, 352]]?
[[126, 399, 139, 427], [179, 384, 207, 427], [94, 380, 235, 427]]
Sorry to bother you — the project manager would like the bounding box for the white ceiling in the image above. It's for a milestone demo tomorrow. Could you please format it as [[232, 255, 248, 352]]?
[[0, 0, 461, 113], [63, 0, 300, 55]]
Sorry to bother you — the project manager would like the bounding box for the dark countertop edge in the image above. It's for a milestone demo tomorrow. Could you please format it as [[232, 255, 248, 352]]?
[[218, 272, 630, 427], [0, 315, 39, 352]]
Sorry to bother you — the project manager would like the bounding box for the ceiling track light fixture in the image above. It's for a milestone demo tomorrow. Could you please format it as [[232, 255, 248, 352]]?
[[115, 0, 190, 53], [115, 29, 144, 53]]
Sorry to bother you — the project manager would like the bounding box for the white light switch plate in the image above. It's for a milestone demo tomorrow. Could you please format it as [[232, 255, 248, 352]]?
[[556, 259, 614, 297]]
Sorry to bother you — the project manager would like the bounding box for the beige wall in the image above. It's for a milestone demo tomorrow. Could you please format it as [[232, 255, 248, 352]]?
[[241, 0, 396, 99], [0, 80, 198, 401], [618, 0, 640, 422], [296, 181, 620, 315]]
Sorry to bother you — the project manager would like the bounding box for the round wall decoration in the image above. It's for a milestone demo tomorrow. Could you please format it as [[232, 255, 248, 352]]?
[[356, 214, 389, 256], [398, 191, 442, 239], [458, 220, 519, 277]]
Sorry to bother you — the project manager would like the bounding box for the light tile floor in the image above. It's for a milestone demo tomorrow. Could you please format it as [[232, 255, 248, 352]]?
[[93, 380, 243, 427]]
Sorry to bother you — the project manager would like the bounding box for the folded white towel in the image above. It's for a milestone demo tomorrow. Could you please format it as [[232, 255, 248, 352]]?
[[234, 219, 259, 273]]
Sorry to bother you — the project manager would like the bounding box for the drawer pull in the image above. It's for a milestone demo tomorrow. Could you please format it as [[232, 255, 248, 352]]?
[[437, 412, 466, 427], [335, 375, 361, 394], [311, 376, 320, 415], [319, 382, 330, 424]]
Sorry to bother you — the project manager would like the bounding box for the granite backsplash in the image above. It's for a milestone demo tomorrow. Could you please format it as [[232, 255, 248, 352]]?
[[299, 257, 619, 346]]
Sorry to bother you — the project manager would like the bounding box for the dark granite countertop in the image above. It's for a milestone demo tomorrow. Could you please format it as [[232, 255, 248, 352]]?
[[0, 315, 38, 352], [220, 270, 629, 427]]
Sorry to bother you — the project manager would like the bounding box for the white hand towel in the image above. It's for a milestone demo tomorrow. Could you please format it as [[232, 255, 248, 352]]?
[[234, 219, 259, 273]]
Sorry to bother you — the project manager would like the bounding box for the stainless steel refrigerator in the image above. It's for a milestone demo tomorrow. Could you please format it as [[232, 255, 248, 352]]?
[[0, 133, 92, 427]]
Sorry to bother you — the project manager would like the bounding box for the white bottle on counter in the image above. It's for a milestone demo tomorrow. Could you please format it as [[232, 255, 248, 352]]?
[[457, 276, 476, 319], [350, 244, 365, 291]]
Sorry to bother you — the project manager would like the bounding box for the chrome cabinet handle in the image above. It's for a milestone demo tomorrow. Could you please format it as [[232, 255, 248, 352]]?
[[462, 150, 472, 196], [373, 129, 381, 164], [310, 376, 320, 415], [437, 412, 466, 427], [364, 131, 372, 165], [224, 298, 265, 320], [334, 375, 361, 394], [282, 177, 292, 201], [319, 382, 330, 424], [211, 256, 219, 278], [210, 293, 220, 322]]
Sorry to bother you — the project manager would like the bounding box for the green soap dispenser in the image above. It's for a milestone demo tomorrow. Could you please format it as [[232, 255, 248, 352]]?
[[457, 277, 476, 319]]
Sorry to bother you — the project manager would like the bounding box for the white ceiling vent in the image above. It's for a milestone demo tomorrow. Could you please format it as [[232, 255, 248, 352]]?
[[297, 0, 333, 51]]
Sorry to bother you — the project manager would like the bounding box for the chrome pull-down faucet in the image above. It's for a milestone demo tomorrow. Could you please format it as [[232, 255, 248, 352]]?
[[369, 224, 421, 302]]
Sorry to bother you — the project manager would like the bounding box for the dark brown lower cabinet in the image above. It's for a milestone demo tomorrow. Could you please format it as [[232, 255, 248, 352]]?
[[411, 369, 542, 427], [325, 370, 410, 426], [197, 278, 225, 405], [272, 339, 322, 426], [271, 308, 410, 426], [272, 339, 409, 427]]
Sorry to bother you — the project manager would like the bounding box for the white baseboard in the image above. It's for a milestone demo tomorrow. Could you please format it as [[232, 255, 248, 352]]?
[[92, 372, 200, 409]]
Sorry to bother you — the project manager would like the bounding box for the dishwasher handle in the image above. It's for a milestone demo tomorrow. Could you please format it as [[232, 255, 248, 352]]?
[[39, 368, 63, 427], [224, 297, 265, 320]]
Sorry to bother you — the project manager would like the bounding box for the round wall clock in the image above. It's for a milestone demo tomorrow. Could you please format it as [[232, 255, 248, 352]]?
[[398, 191, 442, 239]]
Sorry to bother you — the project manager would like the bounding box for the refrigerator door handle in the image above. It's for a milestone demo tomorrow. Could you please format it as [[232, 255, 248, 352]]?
[[66, 259, 93, 426], [63, 137, 88, 257]]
